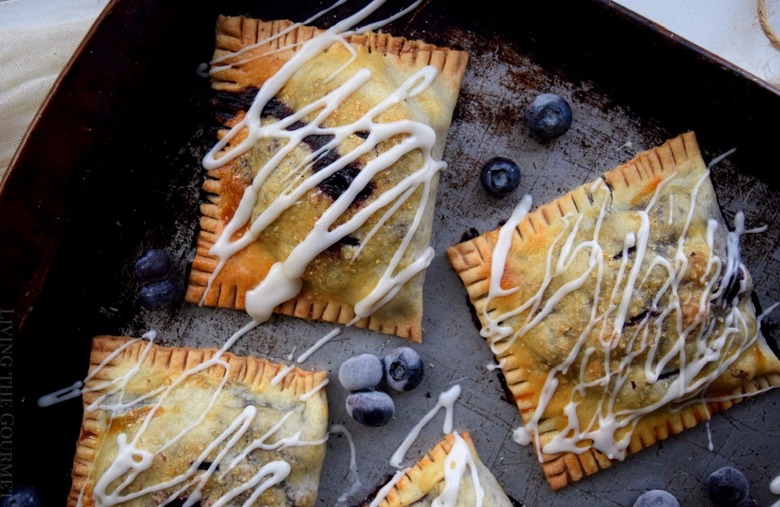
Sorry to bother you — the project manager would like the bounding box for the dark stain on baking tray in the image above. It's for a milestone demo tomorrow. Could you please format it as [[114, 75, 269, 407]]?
[[1, 0, 779, 505]]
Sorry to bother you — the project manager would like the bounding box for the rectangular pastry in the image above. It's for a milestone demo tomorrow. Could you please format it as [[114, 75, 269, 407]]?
[[364, 431, 513, 507], [68, 336, 329, 506], [185, 15, 469, 342], [446, 132, 780, 490]]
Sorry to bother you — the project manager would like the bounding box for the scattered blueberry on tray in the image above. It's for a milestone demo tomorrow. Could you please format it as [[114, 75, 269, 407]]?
[[139, 279, 178, 311], [338, 353, 384, 391], [707, 466, 750, 507], [338, 346, 426, 426], [524, 92, 572, 140], [345, 390, 395, 427], [632, 489, 679, 507], [383, 346, 425, 392], [133, 248, 177, 310], [479, 157, 521, 198], [132, 248, 172, 284], [0, 485, 43, 507]]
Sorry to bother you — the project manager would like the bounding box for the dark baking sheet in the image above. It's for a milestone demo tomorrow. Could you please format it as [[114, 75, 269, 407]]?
[[2, 0, 780, 505]]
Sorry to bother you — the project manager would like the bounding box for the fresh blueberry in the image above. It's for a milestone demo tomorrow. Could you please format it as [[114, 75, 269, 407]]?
[[524, 93, 573, 140], [133, 249, 172, 284], [0, 485, 43, 507], [707, 466, 750, 507], [479, 157, 521, 198], [632, 489, 679, 507], [345, 390, 394, 427], [338, 353, 384, 391], [383, 346, 424, 392], [139, 279, 178, 310]]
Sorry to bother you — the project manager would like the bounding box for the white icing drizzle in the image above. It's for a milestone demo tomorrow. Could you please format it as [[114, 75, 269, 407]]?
[[37, 380, 84, 407], [300, 378, 330, 401], [486, 358, 507, 371], [38, 332, 155, 408], [484, 164, 776, 462], [212, 461, 291, 507], [706, 147, 737, 170], [770, 474, 780, 494], [433, 432, 485, 507], [330, 424, 363, 505], [271, 364, 296, 387], [771, 473, 780, 507], [389, 385, 461, 467], [297, 326, 347, 363]]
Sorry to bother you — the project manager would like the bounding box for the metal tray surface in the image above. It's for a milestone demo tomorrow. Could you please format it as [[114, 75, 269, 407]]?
[[2, 0, 780, 505]]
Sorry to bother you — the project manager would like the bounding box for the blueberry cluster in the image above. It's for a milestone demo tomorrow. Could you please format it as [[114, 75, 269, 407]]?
[[339, 346, 424, 427], [132, 249, 178, 310]]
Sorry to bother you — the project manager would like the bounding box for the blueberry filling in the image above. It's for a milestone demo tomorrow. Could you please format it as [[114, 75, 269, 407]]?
[[261, 96, 295, 120], [460, 227, 480, 243], [657, 368, 680, 381], [722, 269, 746, 306], [196, 461, 215, 471], [612, 245, 636, 260], [325, 235, 361, 257], [254, 97, 374, 205], [623, 308, 659, 328], [164, 497, 202, 507], [213, 87, 260, 122]]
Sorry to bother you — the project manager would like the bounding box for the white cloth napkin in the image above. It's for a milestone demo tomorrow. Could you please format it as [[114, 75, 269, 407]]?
[[0, 0, 109, 179]]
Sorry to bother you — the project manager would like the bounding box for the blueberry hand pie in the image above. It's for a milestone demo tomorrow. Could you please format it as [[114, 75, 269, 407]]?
[[185, 15, 469, 342], [364, 432, 512, 506], [446, 132, 780, 489], [68, 336, 329, 506]]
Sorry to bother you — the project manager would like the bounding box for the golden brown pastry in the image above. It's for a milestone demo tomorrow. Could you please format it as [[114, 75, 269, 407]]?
[[447, 132, 780, 490], [364, 432, 512, 507], [68, 336, 328, 506], [185, 15, 469, 342]]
